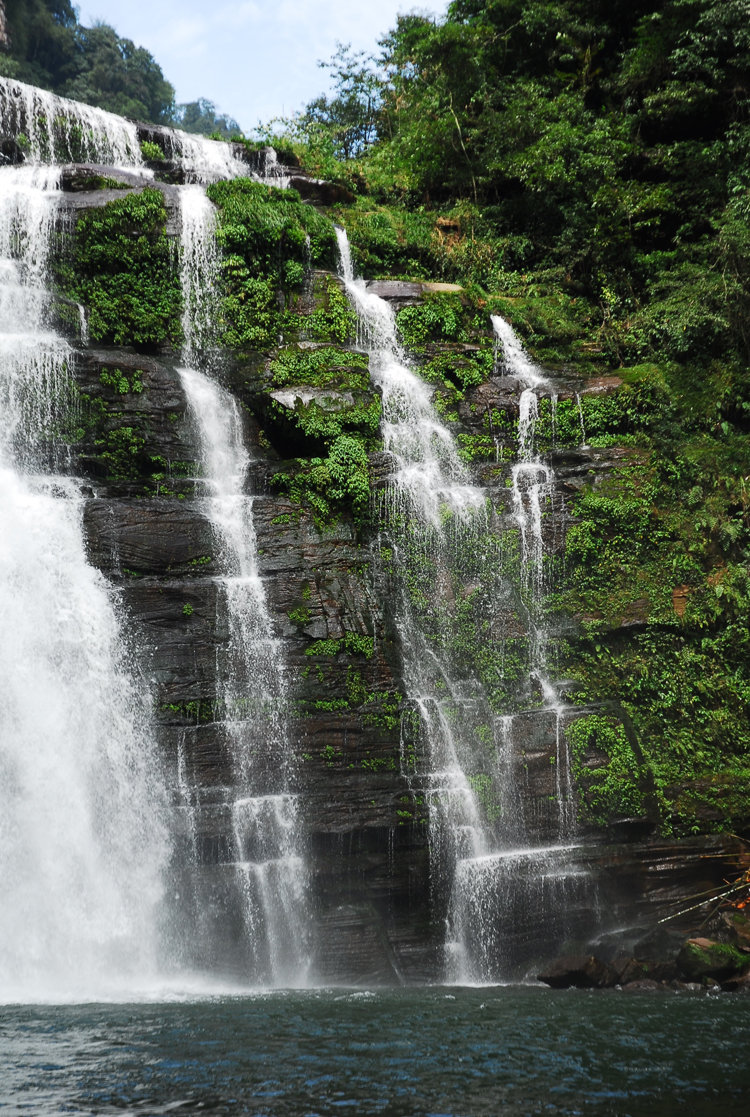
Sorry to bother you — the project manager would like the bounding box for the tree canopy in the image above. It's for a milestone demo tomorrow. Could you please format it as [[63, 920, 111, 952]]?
[[0, 0, 242, 132], [274, 0, 749, 374]]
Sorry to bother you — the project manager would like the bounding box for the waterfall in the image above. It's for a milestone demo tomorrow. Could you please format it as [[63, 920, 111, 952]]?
[[338, 231, 591, 981], [171, 130, 248, 184], [336, 229, 491, 975], [0, 158, 170, 999], [494, 317, 575, 834], [177, 186, 310, 986], [0, 76, 143, 166]]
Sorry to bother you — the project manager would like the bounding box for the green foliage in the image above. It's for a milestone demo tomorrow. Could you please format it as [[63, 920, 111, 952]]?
[[64, 188, 181, 348], [99, 367, 143, 395], [396, 295, 467, 350], [205, 179, 338, 349], [269, 389, 380, 449], [2, 2, 175, 122], [270, 346, 369, 390], [95, 425, 145, 481], [556, 394, 750, 832], [273, 434, 372, 526], [305, 276, 357, 344], [300, 43, 384, 160], [140, 141, 164, 162], [304, 633, 374, 658], [172, 98, 242, 139], [566, 715, 647, 825]]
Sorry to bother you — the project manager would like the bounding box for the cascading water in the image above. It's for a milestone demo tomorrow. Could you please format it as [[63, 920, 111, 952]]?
[[0, 107, 171, 1001], [445, 319, 594, 980], [170, 130, 248, 184], [493, 315, 575, 833], [337, 229, 496, 976], [0, 76, 144, 166], [177, 186, 310, 986], [338, 230, 593, 981]]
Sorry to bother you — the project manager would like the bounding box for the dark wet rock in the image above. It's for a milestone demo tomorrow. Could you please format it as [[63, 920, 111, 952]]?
[[611, 956, 649, 985], [677, 937, 750, 982], [365, 279, 424, 304], [537, 954, 619, 989], [716, 909, 750, 947], [57, 277, 749, 984], [84, 500, 215, 577], [59, 163, 145, 192], [1, 137, 26, 164], [288, 174, 355, 206], [620, 979, 665, 992], [669, 980, 704, 992], [721, 971, 750, 993]]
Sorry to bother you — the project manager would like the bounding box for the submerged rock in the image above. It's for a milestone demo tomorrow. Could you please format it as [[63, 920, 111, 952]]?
[[537, 954, 619, 989]]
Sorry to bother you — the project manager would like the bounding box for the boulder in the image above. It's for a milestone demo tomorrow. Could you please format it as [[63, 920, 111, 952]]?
[[721, 971, 750, 994], [537, 954, 619, 989], [620, 979, 665, 992], [677, 937, 750, 982]]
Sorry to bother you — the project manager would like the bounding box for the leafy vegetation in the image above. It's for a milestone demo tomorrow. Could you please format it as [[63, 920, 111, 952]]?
[[20, 0, 749, 834], [258, 0, 750, 835], [59, 188, 181, 348], [206, 178, 338, 349]]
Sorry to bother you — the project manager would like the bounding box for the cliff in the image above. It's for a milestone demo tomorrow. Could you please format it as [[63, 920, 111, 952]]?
[[2, 85, 748, 982]]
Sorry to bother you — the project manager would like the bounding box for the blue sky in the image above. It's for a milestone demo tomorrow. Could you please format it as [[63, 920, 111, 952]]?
[[80, 1, 449, 133]]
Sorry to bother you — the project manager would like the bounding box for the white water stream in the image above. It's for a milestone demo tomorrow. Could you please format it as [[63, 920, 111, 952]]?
[[338, 232, 586, 980], [0, 76, 143, 166], [178, 187, 310, 986], [0, 107, 170, 1001]]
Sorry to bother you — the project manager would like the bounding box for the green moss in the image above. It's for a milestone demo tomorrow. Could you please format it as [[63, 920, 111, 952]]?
[[63, 188, 181, 348], [205, 178, 338, 350], [678, 940, 750, 981], [566, 714, 648, 826]]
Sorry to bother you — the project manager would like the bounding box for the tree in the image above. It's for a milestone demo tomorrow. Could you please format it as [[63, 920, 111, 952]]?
[[172, 98, 242, 139], [301, 42, 384, 160], [62, 22, 174, 122]]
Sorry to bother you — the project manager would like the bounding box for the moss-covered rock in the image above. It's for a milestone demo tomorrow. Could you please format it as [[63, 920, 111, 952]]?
[[677, 938, 750, 982], [58, 187, 182, 349]]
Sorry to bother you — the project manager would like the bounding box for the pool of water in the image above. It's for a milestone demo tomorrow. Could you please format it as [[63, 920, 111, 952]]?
[[1, 986, 748, 1115]]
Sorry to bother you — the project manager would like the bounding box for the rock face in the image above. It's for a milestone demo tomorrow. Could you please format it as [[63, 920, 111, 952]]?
[[26, 132, 748, 984], [677, 938, 750, 983], [64, 334, 749, 982]]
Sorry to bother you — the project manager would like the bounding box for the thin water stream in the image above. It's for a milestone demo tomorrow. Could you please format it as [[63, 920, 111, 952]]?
[[338, 231, 591, 980], [177, 186, 311, 986]]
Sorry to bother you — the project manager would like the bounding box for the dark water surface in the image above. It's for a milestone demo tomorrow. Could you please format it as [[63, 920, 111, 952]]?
[[1, 987, 748, 1116]]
